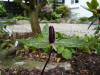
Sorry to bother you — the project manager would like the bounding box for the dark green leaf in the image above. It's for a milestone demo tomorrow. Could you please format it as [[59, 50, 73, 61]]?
[[91, 0, 99, 9], [62, 48, 72, 59], [84, 46, 91, 54], [81, 6, 91, 11], [42, 24, 49, 40], [86, 2, 92, 9], [18, 39, 50, 48], [57, 46, 64, 54]]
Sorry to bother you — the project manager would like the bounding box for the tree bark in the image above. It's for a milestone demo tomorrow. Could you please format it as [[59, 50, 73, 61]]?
[[29, 10, 41, 35]]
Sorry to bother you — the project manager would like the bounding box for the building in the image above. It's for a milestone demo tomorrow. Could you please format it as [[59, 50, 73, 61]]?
[[64, 0, 100, 18]]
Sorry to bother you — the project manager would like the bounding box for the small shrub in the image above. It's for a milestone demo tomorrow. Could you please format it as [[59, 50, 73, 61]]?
[[55, 4, 70, 17], [51, 12, 61, 20], [7, 13, 14, 19], [79, 17, 88, 22], [0, 3, 6, 17]]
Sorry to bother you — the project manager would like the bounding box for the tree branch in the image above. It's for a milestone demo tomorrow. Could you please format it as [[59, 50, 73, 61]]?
[[36, 0, 47, 12], [14, 0, 30, 11]]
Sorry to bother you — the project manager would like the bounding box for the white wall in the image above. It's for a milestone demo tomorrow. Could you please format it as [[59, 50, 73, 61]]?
[[65, 0, 100, 18], [2, 0, 13, 1]]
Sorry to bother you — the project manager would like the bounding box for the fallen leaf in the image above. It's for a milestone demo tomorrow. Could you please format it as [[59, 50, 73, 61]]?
[[32, 50, 36, 54], [55, 58, 61, 63], [40, 53, 46, 59]]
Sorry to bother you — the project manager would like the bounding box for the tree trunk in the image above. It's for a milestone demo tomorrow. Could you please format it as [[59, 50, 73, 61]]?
[[30, 10, 41, 35]]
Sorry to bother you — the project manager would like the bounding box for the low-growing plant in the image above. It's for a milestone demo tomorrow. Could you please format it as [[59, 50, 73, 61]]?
[[72, 34, 100, 54], [7, 13, 14, 19], [0, 2, 6, 17], [79, 17, 88, 22], [51, 12, 61, 20], [55, 4, 70, 17]]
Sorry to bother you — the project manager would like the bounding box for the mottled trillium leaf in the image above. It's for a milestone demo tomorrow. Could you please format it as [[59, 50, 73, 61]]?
[[56, 39, 87, 48], [42, 24, 49, 40], [57, 46, 64, 54], [62, 48, 72, 59], [18, 39, 50, 48]]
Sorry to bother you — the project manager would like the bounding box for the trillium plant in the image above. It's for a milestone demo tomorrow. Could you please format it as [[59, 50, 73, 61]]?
[[18, 24, 87, 59], [18, 24, 88, 75]]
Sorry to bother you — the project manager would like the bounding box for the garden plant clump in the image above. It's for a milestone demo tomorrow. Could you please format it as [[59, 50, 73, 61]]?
[[0, 2, 6, 17]]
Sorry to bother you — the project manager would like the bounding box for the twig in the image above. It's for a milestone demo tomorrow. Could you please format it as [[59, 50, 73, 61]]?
[[41, 50, 52, 75]]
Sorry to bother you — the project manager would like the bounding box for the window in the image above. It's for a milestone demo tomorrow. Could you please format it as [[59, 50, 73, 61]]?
[[75, 0, 79, 3], [71, 0, 79, 4]]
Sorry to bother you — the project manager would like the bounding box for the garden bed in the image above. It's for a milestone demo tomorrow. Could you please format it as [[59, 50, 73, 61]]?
[[0, 50, 100, 75], [0, 31, 100, 75]]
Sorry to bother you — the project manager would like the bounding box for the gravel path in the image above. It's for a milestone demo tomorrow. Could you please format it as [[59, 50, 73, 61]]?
[[8, 23, 95, 36]]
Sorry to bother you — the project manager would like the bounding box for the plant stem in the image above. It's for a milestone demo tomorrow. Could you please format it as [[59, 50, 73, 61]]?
[[41, 50, 52, 75]]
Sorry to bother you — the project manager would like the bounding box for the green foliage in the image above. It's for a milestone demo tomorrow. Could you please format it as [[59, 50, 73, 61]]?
[[42, 24, 49, 40], [7, 13, 14, 19], [14, 15, 29, 20], [51, 12, 61, 20], [62, 48, 72, 59], [0, 39, 14, 51], [56, 39, 87, 48], [79, 17, 88, 22], [86, 0, 99, 10], [94, 25, 100, 34], [79, 34, 99, 54], [0, 2, 6, 16], [85, 0, 99, 15], [91, 0, 99, 9], [0, 23, 7, 34], [83, 0, 100, 37], [55, 4, 70, 17], [18, 24, 93, 59]]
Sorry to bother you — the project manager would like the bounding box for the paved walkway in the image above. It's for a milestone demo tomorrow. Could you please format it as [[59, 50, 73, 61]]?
[[7, 23, 95, 36]]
